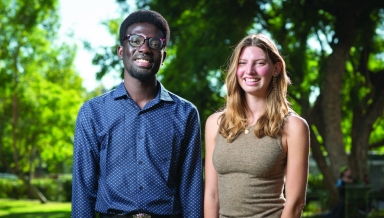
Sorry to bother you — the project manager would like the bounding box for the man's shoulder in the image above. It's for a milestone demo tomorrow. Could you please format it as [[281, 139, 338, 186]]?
[[80, 89, 117, 112], [166, 91, 198, 111]]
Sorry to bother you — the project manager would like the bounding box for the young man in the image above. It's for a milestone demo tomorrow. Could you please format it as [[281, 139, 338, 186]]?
[[71, 9, 203, 218]]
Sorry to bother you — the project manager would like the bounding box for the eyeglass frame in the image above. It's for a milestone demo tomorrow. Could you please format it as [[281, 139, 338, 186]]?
[[123, 34, 166, 50]]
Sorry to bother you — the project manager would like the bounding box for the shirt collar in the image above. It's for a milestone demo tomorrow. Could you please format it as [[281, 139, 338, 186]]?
[[113, 81, 174, 102]]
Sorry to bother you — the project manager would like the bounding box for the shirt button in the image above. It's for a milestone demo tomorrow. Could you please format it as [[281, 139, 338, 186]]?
[[139, 186, 143, 190], [139, 161, 143, 164], [138, 135, 143, 139]]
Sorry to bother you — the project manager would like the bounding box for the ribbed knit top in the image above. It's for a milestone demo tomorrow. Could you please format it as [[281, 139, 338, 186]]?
[[213, 125, 287, 217]]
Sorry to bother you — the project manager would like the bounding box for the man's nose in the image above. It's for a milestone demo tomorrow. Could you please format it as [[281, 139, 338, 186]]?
[[138, 39, 151, 52]]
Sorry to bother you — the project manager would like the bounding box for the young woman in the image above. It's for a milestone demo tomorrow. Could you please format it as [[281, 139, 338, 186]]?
[[204, 34, 310, 218]]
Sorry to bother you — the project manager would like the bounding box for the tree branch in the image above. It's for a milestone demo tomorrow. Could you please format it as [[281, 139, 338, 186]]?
[[370, 140, 384, 150]]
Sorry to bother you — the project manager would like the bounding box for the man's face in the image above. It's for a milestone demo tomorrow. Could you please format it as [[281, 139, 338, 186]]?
[[118, 22, 166, 81]]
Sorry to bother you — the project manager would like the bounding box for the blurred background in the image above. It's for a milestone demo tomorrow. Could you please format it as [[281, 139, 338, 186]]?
[[0, 0, 383, 217]]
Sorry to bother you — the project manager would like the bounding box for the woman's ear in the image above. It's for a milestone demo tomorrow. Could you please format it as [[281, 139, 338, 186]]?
[[274, 62, 283, 76]]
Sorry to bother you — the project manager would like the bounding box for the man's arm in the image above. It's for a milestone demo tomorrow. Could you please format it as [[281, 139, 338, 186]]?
[[178, 108, 203, 218], [72, 104, 100, 218]]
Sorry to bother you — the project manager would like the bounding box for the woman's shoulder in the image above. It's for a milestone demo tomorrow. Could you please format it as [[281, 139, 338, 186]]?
[[284, 113, 309, 138], [205, 111, 224, 136], [285, 110, 307, 123], [206, 111, 224, 126], [282, 112, 310, 151], [284, 112, 309, 134]]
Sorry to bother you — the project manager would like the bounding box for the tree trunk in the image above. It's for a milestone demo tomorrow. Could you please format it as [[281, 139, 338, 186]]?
[[0, 154, 48, 203], [321, 5, 360, 178], [350, 131, 370, 182], [321, 45, 350, 178], [310, 128, 340, 206], [9, 54, 48, 203], [351, 75, 384, 180], [305, 94, 340, 206], [16, 172, 48, 203]]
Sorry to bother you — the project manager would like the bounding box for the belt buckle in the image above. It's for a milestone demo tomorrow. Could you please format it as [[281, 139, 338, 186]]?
[[132, 213, 151, 218]]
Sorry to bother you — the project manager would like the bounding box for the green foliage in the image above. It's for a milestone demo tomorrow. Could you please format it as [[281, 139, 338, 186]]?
[[371, 117, 384, 152], [306, 174, 330, 212], [0, 175, 72, 202], [308, 174, 327, 190], [0, 178, 25, 199], [0, 0, 86, 176]]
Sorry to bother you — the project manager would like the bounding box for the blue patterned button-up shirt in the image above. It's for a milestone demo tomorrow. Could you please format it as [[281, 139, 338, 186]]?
[[71, 82, 203, 218]]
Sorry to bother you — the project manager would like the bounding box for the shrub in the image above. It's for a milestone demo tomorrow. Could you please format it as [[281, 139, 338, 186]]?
[[0, 174, 72, 202]]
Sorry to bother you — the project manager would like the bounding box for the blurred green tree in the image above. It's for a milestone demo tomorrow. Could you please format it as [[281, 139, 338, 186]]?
[[92, 0, 384, 206], [0, 0, 85, 202]]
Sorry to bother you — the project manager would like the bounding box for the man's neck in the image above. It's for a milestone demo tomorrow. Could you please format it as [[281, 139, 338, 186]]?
[[124, 76, 158, 109]]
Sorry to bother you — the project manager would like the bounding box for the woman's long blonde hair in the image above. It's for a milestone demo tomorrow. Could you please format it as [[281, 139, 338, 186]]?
[[219, 34, 292, 142]]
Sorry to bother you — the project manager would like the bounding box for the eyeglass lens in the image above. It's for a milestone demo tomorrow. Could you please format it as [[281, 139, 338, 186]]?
[[128, 35, 163, 50]]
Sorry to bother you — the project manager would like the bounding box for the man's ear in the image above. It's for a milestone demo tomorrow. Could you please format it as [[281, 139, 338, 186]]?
[[117, 46, 123, 59], [161, 50, 167, 65]]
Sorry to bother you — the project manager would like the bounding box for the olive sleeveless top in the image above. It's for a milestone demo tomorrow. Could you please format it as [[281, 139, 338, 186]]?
[[213, 125, 287, 217]]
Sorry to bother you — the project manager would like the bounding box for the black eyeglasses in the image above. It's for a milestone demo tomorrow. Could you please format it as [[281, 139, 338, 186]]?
[[123, 34, 166, 50]]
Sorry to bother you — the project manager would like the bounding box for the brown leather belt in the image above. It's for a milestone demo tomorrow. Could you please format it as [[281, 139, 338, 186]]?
[[99, 213, 181, 218]]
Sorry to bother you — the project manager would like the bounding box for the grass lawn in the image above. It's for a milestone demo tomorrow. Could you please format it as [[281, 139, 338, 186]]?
[[0, 199, 71, 218], [1, 198, 383, 218]]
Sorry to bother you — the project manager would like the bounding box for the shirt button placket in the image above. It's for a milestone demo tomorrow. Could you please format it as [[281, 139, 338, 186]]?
[[137, 115, 145, 203]]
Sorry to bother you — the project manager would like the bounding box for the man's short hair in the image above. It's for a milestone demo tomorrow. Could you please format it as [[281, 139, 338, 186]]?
[[119, 9, 170, 47]]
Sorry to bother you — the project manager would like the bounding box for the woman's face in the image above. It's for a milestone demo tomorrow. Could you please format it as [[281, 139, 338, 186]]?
[[236, 46, 278, 97]]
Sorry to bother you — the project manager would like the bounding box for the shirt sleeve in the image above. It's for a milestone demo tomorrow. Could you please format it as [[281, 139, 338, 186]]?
[[178, 107, 204, 218], [71, 103, 99, 218]]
